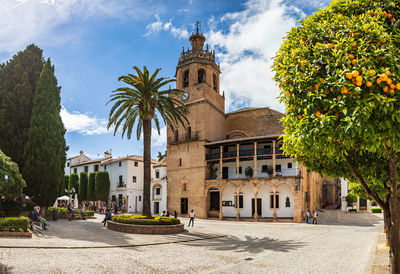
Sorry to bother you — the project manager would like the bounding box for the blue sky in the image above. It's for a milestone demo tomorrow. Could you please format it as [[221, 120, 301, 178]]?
[[0, 0, 330, 160]]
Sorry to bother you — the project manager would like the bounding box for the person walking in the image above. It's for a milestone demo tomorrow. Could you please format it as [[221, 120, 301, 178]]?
[[312, 208, 319, 224], [67, 201, 73, 221], [102, 208, 112, 226], [188, 209, 195, 227], [305, 208, 310, 224]]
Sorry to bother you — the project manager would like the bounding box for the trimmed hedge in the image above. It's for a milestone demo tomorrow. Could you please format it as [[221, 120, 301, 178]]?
[[0, 217, 29, 232], [112, 215, 180, 226], [47, 207, 95, 218], [95, 171, 110, 201], [371, 208, 382, 213]]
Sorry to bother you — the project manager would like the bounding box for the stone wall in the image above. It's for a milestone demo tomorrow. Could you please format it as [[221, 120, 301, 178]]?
[[107, 221, 184, 234]]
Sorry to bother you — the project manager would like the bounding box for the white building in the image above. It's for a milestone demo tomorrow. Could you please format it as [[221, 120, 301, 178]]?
[[65, 151, 167, 215]]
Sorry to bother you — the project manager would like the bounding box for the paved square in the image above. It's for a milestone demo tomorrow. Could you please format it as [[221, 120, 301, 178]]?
[[0, 210, 382, 273]]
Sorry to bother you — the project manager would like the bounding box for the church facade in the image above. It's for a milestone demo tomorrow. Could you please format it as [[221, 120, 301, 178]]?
[[166, 29, 331, 222]]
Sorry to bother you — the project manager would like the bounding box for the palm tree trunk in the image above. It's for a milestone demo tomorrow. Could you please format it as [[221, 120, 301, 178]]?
[[142, 118, 152, 218]]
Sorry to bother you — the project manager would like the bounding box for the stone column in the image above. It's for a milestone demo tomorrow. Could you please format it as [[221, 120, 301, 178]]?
[[253, 190, 259, 220], [254, 142, 257, 178], [273, 186, 277, 222], [236, 188, 240, 221], [219, 189, 223, 220], [219, 146, 223, 180], [273, 140, 276, 176], [236, 144, 240, 179]]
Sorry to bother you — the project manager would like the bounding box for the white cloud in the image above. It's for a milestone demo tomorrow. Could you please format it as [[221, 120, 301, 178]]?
[[145, 15, 189, 39], [60, 106, 109, 135], [0, 0, 156, 54], [206, 0, 328, 113], [152, 126, 167, 147]]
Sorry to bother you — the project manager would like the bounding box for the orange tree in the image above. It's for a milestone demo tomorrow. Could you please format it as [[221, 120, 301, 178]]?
[[272, 0, 400, 272]]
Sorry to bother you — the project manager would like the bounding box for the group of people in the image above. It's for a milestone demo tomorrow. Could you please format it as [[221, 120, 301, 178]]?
[[305, 208, 319, 224], [32, 206, 48, 230]]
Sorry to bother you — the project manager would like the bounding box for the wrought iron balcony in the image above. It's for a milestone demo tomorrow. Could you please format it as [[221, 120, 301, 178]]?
[[206, 153, 220, 160], [223, 151, 237, 158], [239, 149, 254, 157], [257, 148, 273, 155], [168, 131, 199, 145]]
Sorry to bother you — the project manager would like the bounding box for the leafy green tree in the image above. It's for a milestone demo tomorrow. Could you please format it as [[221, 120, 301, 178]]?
[[79, 172, 88, 201], [94, 171, 110, 201], [0, 45, 44, 172], [0, 150, 26, 199], [272, 1, 400, 271], [69, 174, 79, 195], [61, 175, 69, 196], [23, 59, 66, 208], [157, 151, 167, 161], [107, 66, 188, 218], [87, 172, 96, 201]]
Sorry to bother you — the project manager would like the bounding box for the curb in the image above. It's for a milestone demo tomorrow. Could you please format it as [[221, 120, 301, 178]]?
[[0, 234, 227, 249]]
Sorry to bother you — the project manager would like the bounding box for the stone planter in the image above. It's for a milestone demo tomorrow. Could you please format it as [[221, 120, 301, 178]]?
[[0, 231, 32, 237], [107, 221, 184, 234]]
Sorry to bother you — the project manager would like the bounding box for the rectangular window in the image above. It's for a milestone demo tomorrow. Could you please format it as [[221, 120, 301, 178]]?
[[134, 161, 138, 167], [155, 171, 160, 178], [119, 175, 123, 186], [154, 202, 160, 214], [132, 176, 136, 183], [287, 163, 292, 169], [138, 196, 141, 202], [262, 165, 268, 173], [104, 165, 107, 170], [111, 195, 116, 202], [84, 166, 88, 172], [239, 167, 242, 174], [183, 183, 187, 191], [119, 161, 122, 167], [270, 194, 280, 208], [276, 164, 281, 172], [94, 165, 99, 172], [156, 187, 161, 195], [234, 194, 243, 208], [73, 168, 77, 174], [67, 162, 70, 167]]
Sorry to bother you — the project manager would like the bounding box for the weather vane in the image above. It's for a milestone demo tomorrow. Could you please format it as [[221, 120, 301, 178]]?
[[195, 20, 201, 33]]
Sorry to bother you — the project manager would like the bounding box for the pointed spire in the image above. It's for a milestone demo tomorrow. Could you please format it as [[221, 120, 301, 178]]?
[[222, 90, 225, 98]]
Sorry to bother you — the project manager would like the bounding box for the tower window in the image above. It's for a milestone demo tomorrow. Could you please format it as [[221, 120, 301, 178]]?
[[198, 69, 206, 83], [175, 130, 179, 142], [179, 158, 182, 166], [187, 126, 191, 139], [213, 74, 217, 91], [183, 70, 189, 87]]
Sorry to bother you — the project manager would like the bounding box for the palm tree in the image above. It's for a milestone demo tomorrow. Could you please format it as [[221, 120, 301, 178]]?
[[107, 66, 188, 218]]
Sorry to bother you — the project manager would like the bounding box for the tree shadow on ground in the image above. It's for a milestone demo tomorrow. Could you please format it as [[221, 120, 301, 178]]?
[[317, 210, 383, 227], [0, 262, 12, 273], [166, 232, 306, 254]]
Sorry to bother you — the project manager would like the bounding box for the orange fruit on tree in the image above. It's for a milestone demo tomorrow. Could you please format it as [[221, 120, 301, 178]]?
[[366, 81, 373, 87], [356, 76, 363, 82], [313, 68, 317, 73], [396, 83, 400, 90], [391, 18, 396, 23], [380, 74, 388, 81], [387, 78, 393, 85], [348, 54, 355, 59], [369, 70, 376, 76], [390, 89, 395, 94], [316, 111, 321, 117], [352, 70, 359, 78], [315, 84, 320, 89], [320, 78, 324, 83], [336, 112, 340, 117], [383, 86, 389, 93], [387, 13, 393, 18], [352, 59, 357, 65], [337, 95, 341, 99], [386, 71, 391, 76], [390, 84, 395, 89], [346, 73, 353, 79], [356, 81, 362, 87], [298, 114, 303, 119], [377, 78, 382, 84], [328, 44, 334, 49]]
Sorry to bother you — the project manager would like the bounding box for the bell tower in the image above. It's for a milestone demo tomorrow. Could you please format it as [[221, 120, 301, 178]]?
[[167, 23, 226, 218]]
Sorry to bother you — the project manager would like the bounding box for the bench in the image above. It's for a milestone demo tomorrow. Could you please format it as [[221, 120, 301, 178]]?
[[73, 214, 86, 220], [348, 208, 357, 213]]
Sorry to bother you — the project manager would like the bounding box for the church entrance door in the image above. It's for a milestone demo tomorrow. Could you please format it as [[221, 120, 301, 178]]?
[[251, 198, 262, 216]]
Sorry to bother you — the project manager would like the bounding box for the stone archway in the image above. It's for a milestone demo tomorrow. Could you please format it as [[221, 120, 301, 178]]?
[[276, 183, 294, 218]]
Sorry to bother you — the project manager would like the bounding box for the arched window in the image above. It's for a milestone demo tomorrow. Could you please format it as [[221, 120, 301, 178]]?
[[183, 70, 189, 87], [198, 69, 206, 83], [213, 74, 217, 91]]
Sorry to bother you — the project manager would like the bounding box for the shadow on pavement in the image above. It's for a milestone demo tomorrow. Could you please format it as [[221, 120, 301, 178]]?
[[179, 234, 306, 254], [0, 262, 12, 273], [317, 210, 383, 227]]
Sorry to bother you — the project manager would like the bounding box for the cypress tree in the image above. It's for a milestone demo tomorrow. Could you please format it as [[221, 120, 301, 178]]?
[[22, 59, 66, 207], [79, 172, 88, 201], [95, 171, 110, 201], [69, 173, 79, 195], [0, 45, 44, 172], [87, 172, 96, 201], [61, 175, 69, 196]]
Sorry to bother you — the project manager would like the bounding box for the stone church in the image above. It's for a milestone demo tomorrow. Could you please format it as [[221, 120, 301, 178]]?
[[166, 28, 331, 222]]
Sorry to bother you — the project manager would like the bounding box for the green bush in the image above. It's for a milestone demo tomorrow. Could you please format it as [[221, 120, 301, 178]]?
[[87, 173, 96, 201], [0, 211, 5, 218], [69, 174, 79, 195], [95, 171, 110, 201], [47, 207, 95, 218], [346, 193, 357, 205], [25, 201, 36, 211], [112, 214, 180, 226], [371, 208, 382, 213], [79, 172, 88, 201], [0, 217, 29, 232]]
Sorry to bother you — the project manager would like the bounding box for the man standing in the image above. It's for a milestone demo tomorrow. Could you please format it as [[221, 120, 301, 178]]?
[[188, 209, 195, 227], [312, 208, 319, 224], [305, 208, 310, 224]]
